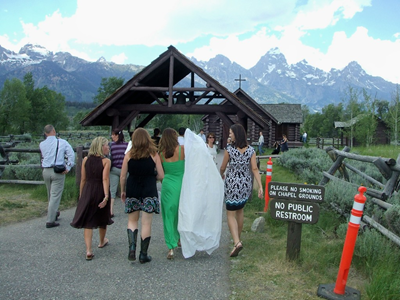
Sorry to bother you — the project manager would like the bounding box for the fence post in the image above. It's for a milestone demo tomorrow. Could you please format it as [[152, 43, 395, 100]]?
[[264, 157, 273, 212], [317, 186, 366, 300]]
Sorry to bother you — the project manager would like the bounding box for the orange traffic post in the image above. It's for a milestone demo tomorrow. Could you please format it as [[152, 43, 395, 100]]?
[[317, 186, 367, 300], [264, 157, 273, 212], [334, 186, 367, 295]]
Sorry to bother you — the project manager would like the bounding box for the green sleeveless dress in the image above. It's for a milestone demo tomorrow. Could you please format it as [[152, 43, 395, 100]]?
[[161, 146, 185, 249]]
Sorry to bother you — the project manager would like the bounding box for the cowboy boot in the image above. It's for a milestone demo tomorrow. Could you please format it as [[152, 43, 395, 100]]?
[[139, 236, 152, 264], [127, 229, 138, 261]]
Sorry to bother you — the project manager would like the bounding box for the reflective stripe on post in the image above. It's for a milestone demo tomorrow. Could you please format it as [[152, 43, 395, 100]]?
[[264, 157, 273, 212]]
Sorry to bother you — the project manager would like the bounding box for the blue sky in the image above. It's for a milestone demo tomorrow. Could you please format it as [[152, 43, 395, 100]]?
[[1, 0, 399, 84]]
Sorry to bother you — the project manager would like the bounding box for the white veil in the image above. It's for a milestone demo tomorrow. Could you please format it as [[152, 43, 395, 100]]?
[[178, 129, 224, 258]]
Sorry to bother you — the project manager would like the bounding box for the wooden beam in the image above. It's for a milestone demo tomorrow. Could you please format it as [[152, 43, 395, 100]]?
[[148, 91, 167, 106], [186, 91, 210, 106], [106, 109, 120, 116], [215, 112, 234, 127], [116, 104, 239, 114], [137, 113, 156, 128], [130, 87, 217, 92], [168, 56, 174, 107], [118, 110, 140, 130]]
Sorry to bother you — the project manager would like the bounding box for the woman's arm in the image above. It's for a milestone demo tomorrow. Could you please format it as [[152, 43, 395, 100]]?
[[180, 145, 185, 160], [153, 153, 164, 182], [219, 150, 230, 179], [79, 157, 87, 198], [250, 152, 263, 199], [99, 158, 111, 209], [119, 154, 129, 203]]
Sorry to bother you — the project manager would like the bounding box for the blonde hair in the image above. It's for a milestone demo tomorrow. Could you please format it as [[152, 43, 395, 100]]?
[[88, 136, 108, 156], [129, 128, 157, 159], [159, 128, 178, 159]]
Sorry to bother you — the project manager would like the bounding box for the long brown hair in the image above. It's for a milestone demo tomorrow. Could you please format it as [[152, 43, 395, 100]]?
[[230, 124, 248, 149], [129, 128, 157, 159], [159, 128, 178, 159]]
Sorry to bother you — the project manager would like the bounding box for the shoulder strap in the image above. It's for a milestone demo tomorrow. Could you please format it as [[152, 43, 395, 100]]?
[[54, 139, 59, 165], [178, 146, 181, 161]]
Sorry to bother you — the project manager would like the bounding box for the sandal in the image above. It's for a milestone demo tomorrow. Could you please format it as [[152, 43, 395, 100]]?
[[230, 241, 243, 257], [167, 249, 174, 260], [86, 253, 95, 261]]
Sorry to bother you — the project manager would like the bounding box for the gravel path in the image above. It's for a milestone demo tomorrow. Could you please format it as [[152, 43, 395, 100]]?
[[0, 152, 232, 300]]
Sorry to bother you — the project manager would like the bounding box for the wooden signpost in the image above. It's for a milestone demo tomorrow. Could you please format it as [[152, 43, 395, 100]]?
[[268, 182, 325, 260]]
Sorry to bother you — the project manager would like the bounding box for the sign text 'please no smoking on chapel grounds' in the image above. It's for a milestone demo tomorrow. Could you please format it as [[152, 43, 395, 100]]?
[[268, 182, 325, 224]]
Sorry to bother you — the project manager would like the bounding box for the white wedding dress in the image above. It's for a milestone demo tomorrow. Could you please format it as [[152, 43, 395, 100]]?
[[178, 129, 224, 258]]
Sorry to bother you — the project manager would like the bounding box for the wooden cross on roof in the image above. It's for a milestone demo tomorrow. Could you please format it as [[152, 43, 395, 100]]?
[[235, 74, 246, 89]]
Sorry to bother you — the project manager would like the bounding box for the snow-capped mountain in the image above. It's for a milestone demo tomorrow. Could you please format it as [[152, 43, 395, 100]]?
[[0, 44, 397, 110]]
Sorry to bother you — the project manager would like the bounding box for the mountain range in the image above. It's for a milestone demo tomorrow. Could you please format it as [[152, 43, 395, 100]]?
[[0, 44, 397, 111]]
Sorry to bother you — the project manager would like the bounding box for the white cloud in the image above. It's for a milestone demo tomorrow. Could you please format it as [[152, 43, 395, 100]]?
[[2, 0, 399, 84], [111, 52, 127, 64]]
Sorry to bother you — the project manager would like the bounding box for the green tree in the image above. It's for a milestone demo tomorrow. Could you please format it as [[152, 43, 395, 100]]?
[[375, 99, 389, 120], [387, 85, 400, 144], [37, 86, 69, 130], [0, 78, 31, 134], [93, 77, 125, 105], [72, 110, 91, 130], [342, 86, 362, 147], [353, 89, 377, 146]]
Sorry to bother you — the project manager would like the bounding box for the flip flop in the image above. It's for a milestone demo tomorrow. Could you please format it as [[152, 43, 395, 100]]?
[[86, 253, 95, 261], [230, 241, 243, 257], [98, 239, 109, 248]]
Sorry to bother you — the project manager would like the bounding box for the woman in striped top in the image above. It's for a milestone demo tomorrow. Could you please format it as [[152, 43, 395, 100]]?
[[109, 129, 128, 217]]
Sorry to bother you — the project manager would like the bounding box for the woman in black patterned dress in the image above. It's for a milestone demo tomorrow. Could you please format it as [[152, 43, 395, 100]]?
[[120, 128, 164, 263], [220, 124, 263, 257]]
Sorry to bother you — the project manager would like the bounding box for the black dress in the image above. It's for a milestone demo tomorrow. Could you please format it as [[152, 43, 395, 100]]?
[[70, 156, 114, 229], [125, 156, 160, 214]]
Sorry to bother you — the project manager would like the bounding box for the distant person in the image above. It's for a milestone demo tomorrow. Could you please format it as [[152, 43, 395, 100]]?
[[220, 124, 263, 257], [280, 134, 289, 152], [109, 129, 128, 217], [159, 128, 185, 260], [206, 132, 218, 165], [178, 127, 186, 145], [151, 128, 161, 146], [40, 124, 75, 228], [120, 128, 164, 263], [198, 129, 206, 143], [302, 132, 308, 143], [70, 137, 113, 261], [258, 131, 264, 155], [271, 141, 281, 154]]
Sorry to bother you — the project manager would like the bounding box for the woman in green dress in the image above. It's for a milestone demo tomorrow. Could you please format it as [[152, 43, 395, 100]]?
[[159, 128, 185, 260]]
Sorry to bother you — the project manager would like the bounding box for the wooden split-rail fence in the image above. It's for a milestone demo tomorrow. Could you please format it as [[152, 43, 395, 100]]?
[[0, 143, 89, 187], [320, 146, 400, 247]]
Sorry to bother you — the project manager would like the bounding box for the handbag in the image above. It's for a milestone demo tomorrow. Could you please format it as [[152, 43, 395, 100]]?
[[53, 139, 66, 173]]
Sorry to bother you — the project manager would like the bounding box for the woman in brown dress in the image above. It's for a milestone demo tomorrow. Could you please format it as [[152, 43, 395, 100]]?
[[70, 137, 114, 260]]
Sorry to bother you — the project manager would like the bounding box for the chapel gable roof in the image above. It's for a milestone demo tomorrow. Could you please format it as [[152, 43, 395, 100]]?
[[80, 46, 268, 129], [260, 104, 303, 124]]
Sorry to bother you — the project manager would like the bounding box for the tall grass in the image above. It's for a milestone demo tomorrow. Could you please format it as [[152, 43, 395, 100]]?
[[249, 147, 400, 300]]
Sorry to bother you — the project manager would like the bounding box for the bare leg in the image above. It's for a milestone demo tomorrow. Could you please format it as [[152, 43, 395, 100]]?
[[141, 212, 153, 239], [98, 227, 108, 247], [84, 229, 93, 255], [226, 210, 240, 245], [110, 198, 115, 216], [128, 211, 140, 231], [236, 209, 244, 241], [227, 209, 244, 257]]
